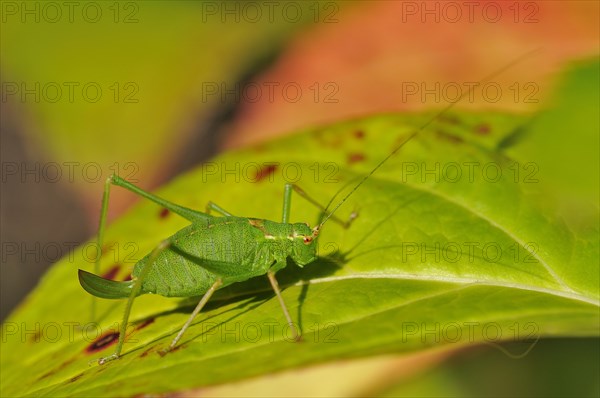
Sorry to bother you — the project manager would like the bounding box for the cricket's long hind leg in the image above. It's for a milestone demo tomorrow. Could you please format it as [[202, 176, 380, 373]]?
[[97, 239, 171, 365], [283, 183, 357, 228], [205, 201, 234, 216], [110, 174, 211, 223], [267, 271, 300, 341], [91, 174, 212, 321], [159, 278, 223, 355]]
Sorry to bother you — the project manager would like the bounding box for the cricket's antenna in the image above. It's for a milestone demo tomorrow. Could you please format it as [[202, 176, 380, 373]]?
[[314, 48, 540, 233]]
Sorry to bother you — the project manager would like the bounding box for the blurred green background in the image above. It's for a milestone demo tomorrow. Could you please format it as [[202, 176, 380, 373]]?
[[1, 1, 598, 396]]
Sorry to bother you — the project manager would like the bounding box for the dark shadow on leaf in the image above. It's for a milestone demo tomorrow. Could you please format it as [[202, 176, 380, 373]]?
[[179, 299, 269, 347], [122, 253, 346, 353]]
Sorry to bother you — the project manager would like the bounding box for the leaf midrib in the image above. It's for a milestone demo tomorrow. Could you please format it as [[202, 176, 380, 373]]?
[[295, 273, 599, 306]]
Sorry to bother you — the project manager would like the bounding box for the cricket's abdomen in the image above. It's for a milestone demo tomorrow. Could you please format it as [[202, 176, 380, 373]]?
[[132, 217, 292, 297]]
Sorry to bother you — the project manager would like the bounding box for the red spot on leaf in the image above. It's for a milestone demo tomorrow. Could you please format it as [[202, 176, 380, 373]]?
[[136, 318, 155, 331], [474, 123, 491, 135], [122, 274, 132, 281], [101, 264, 120, 280], [140, 347, 154, 358], [347, 153, 366, 164], [37, 358, 76, 380], [101, 242, 116, 257], [435, 130, 463, 143], [85, 332, 119, 354], [353, 130, 365, 139], [439, 115, 461, 125], [159, 208, 170, 219], [29, 330, 42, 343], [254, 164, 278, 182]]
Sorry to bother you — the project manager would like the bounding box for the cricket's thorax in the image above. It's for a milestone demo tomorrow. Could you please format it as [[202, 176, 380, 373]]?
[[132, 216, 317, 297]]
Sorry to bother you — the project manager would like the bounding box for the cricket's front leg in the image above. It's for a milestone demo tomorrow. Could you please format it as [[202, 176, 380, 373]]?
[[267, 270, 301, 342]]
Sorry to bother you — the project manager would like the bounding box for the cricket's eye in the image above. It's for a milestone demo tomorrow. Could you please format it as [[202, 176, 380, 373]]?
[[303, 236, 313, 245]]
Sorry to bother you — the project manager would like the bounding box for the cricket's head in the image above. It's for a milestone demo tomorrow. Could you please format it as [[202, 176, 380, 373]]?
[[290, 222, 318, 267]]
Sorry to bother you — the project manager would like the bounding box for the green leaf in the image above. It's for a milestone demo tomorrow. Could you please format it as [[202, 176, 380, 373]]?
[[1, 60, 598, 397]]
